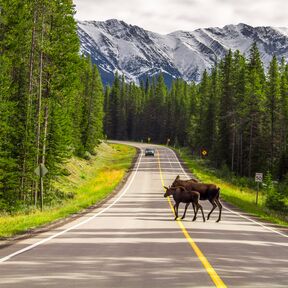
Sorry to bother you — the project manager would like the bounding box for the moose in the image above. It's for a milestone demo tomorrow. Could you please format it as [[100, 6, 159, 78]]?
[[164, 186, 205, 222], [171, 175, 222, 222]]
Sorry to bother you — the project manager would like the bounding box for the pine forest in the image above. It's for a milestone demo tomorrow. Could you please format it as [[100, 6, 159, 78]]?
[[0, 0, 104, 211]]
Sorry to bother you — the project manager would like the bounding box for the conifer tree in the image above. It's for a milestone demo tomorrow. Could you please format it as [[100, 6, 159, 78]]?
[[231, 51, 247, 174], [279, 60, 288, 178], [203, 66, 220, 161], [108, 73, 121, 139], [244, 43, 266, 176], [81, 60, 104, 153], [219, 50, 234, 168], [266, 55, 281, 173]]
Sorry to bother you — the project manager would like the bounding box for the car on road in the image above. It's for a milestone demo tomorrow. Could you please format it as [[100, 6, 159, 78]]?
[[145, 148, 155, 156]]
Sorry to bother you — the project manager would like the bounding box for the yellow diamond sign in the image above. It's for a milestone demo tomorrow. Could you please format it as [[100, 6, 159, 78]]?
[[201, 148, 208, 157]]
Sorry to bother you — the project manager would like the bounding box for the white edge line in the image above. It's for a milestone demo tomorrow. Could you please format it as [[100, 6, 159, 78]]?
[[0, 149, 143, 263], [167, 147, 288, 239], [223, 206, 288, 238]]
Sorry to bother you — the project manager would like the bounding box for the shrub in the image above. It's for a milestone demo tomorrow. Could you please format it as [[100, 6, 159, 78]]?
[[83, 151, 92, 160], [44, 189, 75, 206], [264, 171, 288, 212], [265, 190, 287, 212]]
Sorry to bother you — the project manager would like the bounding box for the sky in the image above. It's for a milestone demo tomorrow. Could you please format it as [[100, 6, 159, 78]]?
[[73, 0, 288, 34]]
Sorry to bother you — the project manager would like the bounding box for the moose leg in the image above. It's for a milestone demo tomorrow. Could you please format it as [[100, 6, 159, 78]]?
[[198, 203, 206, 222], [173, 203, 177, 214], [215, 198, 222, 222], [207, 199, 217, 220], [192, 202, 196, 214], [181, 203, 190, 219], [191, 202, 197, 220], [192, 204, 199, 221], [174, 202, 179, 220]]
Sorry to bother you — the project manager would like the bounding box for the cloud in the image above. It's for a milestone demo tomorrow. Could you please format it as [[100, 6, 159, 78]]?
[[73, 0, 288, 33]]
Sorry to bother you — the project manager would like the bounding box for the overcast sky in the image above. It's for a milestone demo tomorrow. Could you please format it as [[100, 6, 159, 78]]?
[[73, 0, 288, 34]]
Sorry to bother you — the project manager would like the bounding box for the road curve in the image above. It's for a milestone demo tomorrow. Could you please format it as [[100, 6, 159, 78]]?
[[0, 142, 287, 288]]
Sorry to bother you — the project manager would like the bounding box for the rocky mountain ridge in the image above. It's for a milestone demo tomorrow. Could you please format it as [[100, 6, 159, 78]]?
[[77, 19, 288, 85]]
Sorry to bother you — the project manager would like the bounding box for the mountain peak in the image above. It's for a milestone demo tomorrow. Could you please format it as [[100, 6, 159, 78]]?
[[77, 20, 288, 86]]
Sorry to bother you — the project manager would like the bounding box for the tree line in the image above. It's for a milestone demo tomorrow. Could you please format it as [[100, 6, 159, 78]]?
[[0, 0, 104, 211], [105, 44, 288, 181]]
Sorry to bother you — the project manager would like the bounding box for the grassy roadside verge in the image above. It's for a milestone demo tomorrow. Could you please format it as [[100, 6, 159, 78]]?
[[176, 147, 288, 227], [0, 142, 136, 239]]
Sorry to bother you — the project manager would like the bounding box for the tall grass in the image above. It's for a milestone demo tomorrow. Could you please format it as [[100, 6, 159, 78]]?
[[0, 142, 136, 238]]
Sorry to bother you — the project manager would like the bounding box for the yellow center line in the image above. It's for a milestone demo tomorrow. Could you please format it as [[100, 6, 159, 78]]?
[[157, 150, 227, 288]]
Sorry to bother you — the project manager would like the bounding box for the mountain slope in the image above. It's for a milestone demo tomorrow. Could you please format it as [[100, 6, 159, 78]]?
[[77, 19, 288, 85]]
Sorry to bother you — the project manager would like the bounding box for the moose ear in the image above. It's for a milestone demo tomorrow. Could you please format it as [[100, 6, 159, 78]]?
[[176, 175, 180, 180]]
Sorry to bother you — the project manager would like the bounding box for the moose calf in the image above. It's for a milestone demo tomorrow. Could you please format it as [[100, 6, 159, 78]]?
[[164, 186, 205, 222]]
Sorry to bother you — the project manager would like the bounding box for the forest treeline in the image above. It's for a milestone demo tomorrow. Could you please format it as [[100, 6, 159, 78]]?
[[0, 0, 104, 211], [105, 44, 288, 182]]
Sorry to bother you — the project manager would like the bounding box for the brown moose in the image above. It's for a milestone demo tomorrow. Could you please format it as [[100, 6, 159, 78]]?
[[171, 175, 222, 222]]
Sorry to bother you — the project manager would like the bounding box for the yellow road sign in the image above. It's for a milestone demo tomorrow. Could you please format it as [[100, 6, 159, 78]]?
[[201, 148, 208, 157]]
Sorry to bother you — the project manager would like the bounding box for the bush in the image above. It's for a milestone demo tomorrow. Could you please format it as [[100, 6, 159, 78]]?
[[265, 190, 287, 212], [61, 168, 71, 176], [264, 171, 288, 212], [219, 163, 233, 178], [278, 174, 288, 197], [83, 151, 92, 160], [44, 189, 75, 206]]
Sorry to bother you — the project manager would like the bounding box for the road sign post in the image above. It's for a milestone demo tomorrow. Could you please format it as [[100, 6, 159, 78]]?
[[255, 172, 263, 205], [34, 163, 48, 211], [200, 148, 208, 158]]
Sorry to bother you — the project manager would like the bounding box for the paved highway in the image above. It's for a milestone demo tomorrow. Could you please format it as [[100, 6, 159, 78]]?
[[0, 142, 287, 288]]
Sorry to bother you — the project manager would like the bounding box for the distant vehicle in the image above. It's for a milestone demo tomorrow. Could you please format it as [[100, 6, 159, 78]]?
[[145, 148, 155, 156]]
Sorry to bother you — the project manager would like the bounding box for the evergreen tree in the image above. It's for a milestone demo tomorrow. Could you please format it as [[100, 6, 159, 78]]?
[[231, 51, 247, 174], [266, 55, 281, 173], [103, 85, 112, 140], [219, 50, 234, 168], [191, 70, 210, 151], [203, 66, 220, 162], [243, 43, 266, 176], [117, 75, 128, 139], [81, 60, 104, 153], [279, 60, 288, 178]]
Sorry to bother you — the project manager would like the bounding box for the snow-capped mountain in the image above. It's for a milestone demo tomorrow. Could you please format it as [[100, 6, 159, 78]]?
[[77, 19, 288, 85]]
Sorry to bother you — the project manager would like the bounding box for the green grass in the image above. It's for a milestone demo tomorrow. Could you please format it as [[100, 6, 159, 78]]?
[[0, 142, 136, 239], [177, 147, 288, 227]]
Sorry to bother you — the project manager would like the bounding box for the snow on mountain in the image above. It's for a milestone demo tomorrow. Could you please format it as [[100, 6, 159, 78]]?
[[77, 20, 288, 85]]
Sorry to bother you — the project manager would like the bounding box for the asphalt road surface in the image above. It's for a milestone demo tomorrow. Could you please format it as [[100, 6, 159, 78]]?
[[0, 142, 287, 288]]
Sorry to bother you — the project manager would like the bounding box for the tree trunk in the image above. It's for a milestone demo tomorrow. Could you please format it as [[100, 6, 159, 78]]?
[[20, 0, 38, 201], [248, 118, 253, 178], [34, 11, 44, 207], [40, 105, 48, 211], [231, 120, 236, 172]]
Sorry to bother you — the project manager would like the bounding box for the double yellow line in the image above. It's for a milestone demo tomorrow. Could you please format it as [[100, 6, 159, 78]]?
[[157, 150, 227, 288]]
